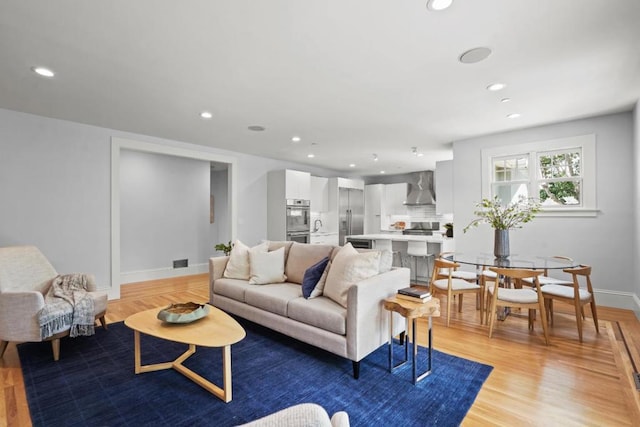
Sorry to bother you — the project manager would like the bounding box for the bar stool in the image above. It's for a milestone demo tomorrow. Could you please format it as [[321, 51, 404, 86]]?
[[406, 240, 434, 284], [373, 239, 401, 267]]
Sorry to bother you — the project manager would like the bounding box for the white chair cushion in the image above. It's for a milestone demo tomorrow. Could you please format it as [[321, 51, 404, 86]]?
[[491, 287, 538, 304], [438, 269, 477, 281], [522, 276, 572, 286], [433, 278, 480, 291], [482, 270, 497, 278], [542, 284, 592, 301], [451, 270, 478, 280]]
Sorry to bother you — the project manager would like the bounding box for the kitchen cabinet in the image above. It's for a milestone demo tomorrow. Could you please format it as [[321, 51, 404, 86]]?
[[435, 160, 453, 214], [384, 183, 408, 215], [267, 169, 311, 241], [364, 184, 383, 234], [283, 169, 311, 200], [310, 232, 338, 246], [310, 176, 329, 212]]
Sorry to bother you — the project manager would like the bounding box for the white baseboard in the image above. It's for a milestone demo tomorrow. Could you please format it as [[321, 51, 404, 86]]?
[[120, 263, 209, 284], [594, 289, 640, 319]]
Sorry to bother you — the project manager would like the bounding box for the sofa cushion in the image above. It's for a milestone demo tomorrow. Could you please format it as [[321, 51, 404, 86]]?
[[214, 278, 255, 302], [288, 296, 346, 335], [249, 246, 286, 285], [285, 243, 334, 285], [301, 257, 330, 298], [267, 241, 294, 264], [323, 243, 381, 308], [244, 283, 301, 316]]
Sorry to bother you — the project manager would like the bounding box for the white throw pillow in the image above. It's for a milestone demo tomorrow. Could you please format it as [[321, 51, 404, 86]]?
[[223, 240, 268, 280], [249, 246, 287, 285], [323, 243, 381, 308]]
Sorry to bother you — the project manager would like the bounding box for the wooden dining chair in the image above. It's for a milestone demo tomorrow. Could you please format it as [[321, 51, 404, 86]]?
[[487, 267, 550, 345], [430, 258, 484, 326], [541, 264, 599, 342], [521, 255, 574, 286]]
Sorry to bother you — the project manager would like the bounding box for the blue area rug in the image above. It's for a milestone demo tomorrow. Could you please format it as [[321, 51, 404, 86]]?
[[18, 318, 492, 427]]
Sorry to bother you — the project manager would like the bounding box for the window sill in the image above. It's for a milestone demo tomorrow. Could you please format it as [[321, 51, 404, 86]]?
[[537, 208, 599, 218]]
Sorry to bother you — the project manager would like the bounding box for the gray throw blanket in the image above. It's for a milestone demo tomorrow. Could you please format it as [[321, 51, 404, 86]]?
[[38, 274, 95, 339]]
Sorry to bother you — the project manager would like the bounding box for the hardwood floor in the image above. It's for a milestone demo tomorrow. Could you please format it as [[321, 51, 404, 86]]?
[[1, 273, 639, 426]]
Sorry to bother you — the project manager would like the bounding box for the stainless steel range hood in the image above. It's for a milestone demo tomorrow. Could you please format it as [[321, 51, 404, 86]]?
[[404, 171, 436, 205]]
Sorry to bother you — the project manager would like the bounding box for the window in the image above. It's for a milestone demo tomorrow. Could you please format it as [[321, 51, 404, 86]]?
[[491, 155, 530, 204], [537, 149, 582, 206], [481, 135, 596, 216]]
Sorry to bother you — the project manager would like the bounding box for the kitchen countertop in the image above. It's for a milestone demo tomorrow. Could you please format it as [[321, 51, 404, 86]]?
[[346, 233, 450, 243]]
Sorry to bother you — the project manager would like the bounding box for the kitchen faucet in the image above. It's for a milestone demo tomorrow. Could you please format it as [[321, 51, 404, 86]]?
[[313, 219, 323, 233]]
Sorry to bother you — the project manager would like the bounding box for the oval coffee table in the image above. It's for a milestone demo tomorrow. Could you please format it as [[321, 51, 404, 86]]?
[[124, 304, 245, 402]]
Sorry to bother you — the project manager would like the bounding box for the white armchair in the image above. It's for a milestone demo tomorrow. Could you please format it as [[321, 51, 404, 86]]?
[[0, 245, 108, 360]]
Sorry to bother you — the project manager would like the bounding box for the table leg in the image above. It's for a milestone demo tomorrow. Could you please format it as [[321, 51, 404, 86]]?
[[389, 311, 408, 372]]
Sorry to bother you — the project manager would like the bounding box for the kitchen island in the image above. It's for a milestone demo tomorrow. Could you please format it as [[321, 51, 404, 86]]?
[[346, 234, 455, 284]]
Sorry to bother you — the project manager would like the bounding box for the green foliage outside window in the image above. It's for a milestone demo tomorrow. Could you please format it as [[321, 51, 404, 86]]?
[[538, 151, 581, 205]]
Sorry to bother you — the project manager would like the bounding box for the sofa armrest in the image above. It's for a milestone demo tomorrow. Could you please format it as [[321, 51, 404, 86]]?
[[238, 403, 347, 427], [209, 256, 229, 301], [0, 290, 46, 341], [345, 266, 410, 361]]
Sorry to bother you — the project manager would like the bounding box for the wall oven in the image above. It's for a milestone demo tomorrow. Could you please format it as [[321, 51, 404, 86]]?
[[286, 231, 310, 244], [286, 199, 311, 233]]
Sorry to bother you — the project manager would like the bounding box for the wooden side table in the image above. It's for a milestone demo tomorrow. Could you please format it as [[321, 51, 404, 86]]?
[[383, 296, 440, 384]]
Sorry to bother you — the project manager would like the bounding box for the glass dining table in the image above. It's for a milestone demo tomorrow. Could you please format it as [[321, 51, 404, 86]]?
[[443, 253, 580, 320], [445, 253, 580, 270]]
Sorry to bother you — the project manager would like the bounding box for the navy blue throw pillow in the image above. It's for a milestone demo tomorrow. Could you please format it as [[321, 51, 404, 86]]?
[[301, 256, 330, 298]]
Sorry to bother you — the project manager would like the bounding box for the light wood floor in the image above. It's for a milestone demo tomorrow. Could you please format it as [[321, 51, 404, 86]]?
[[1, 274, 639, 426]]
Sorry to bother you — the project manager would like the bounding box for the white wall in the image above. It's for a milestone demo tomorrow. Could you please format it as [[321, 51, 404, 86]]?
[[453, 112, 638, 311], [634, 101, 640, 316], [211, 168, 230, 255], [120, 149, 211, 277], [0, 108, 340, 298]]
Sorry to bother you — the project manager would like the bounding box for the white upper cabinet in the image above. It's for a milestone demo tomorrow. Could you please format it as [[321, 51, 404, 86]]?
[[284, 169, 311, 200], [435, 160, 453, 214], [310, 176, 329, 212], [364, 184, 384, 233], [384, 183, 408, 215]]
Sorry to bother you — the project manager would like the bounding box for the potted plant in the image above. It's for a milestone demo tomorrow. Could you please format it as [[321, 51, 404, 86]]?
[[444, 223, 454, 238], [215, 241, 233, 256], [463, 196, 541, 258]]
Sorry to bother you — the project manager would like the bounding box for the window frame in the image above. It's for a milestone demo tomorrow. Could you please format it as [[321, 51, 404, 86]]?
[[481, 134, 597, 217]]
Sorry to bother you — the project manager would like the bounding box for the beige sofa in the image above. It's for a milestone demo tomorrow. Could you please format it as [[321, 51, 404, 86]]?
[[209, 241, 409, 379]]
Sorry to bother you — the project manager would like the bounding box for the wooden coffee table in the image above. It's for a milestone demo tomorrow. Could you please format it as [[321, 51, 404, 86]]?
[[124, 304, 245, 402]]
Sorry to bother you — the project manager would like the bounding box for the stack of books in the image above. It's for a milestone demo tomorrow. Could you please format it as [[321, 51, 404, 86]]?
[[396, 286, 432, 303]]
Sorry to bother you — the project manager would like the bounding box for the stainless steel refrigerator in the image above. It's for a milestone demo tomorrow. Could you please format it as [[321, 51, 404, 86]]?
[[339, 188, 364, 245]]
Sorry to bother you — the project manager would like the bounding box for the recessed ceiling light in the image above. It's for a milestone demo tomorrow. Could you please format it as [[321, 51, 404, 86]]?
[[500, 98, 511, 103], [200, 111, 213, 119], [349, 163, 356, 168], [248, 125, 265, 131], [32, 66, 54, 78], [291, 136, 301, 142], [459, 47, 492, 64], [507, 113, 521, 119], [487, 83, 506, 91], [426, 0, 453, 11], [380, 170, 386, 174], [372, 154, 379, 162], [307, 153, 315, 158]]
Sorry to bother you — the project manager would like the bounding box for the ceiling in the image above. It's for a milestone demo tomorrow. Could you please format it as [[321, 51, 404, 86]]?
[[1, 1, 639, 176]]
